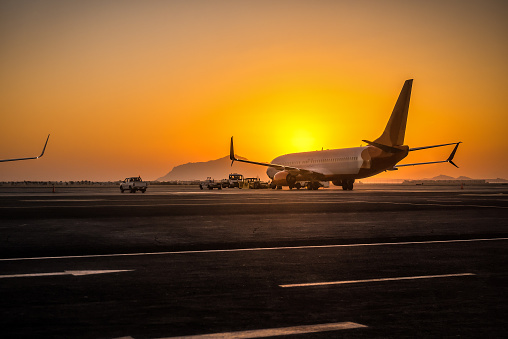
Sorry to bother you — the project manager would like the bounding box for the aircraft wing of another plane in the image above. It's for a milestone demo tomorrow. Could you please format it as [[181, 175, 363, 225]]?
[[395, 142, 461, 168], [0, 134, 50, 163], [229, 137, 324, 177]]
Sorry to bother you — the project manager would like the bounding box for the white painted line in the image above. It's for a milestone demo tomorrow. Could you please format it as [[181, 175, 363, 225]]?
[[1, 237, 507, 262], [19, 199, 105, 202], [160, 322, 367, 338], [280, 273, 476, 288], [3, 200, 507, 209], [361, 200, 508, 209], [0, 269, 133, 279]]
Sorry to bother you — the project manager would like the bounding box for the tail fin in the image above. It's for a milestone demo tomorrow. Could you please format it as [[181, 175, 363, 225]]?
[[374, 79, 413, 146]]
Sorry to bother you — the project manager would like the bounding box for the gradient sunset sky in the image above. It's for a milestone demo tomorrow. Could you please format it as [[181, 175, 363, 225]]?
[[1, 0, 507, 181]]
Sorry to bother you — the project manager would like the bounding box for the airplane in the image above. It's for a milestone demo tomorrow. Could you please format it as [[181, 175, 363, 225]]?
[[230, 79, 461, 190], [0, 134, 50, 163]]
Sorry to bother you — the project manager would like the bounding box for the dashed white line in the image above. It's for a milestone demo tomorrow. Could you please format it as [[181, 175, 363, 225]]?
[[280, 273, 476, 288], [362, 200, 508, 209], [1, 237, 506, 262], [159, 322, 367, 338], [0, 269, 133, 279]]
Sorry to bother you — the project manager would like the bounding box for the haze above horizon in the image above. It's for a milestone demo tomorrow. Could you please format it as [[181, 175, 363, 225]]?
[[1, 1, 507, 181]]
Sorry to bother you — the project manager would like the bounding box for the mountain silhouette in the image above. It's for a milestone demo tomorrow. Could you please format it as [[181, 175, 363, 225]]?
[[156, 155, 269, 181], [430, 175, 455, 180]]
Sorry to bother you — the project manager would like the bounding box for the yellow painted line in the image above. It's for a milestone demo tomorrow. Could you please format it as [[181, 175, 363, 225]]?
[[280, 273, 476, 288], [160, 322, 366, 338]]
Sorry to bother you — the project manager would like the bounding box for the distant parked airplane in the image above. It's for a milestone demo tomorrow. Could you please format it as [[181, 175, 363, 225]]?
[[230, 80, 460, 190], [0, 134, 50, 163]]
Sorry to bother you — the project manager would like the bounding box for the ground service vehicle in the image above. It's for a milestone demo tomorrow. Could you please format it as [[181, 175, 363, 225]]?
[[240, 177, 269, 189], [120, 176, 147, 193], [220, 179, 230, 188], [199, 177, 222, 190], [228, 173, 244, 188]]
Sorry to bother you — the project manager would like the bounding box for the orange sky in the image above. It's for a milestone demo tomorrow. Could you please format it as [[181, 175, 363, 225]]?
[[1, 1, 507, 181]]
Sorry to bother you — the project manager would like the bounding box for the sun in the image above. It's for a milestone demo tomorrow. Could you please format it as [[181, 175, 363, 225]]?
[[291, 130, 315, 152]]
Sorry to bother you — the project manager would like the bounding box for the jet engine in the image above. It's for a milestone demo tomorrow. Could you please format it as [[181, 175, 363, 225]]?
[[272, 171, 297, 187]]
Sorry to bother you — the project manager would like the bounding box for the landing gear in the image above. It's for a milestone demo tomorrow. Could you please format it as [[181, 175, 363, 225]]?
[[333, 179, 354, 190], [341, 179, 354, 191], [306, 182, 320, 190]]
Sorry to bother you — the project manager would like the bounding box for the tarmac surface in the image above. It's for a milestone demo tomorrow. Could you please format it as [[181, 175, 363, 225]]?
[[0, 184, 507, 338]]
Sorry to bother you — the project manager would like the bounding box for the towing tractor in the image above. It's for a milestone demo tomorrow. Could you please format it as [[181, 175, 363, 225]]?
[[240, 177, 270, 189], [227, 173, 244, 188]]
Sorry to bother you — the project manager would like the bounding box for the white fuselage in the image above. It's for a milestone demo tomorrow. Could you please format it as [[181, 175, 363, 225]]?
[[266, 146, 369, 180]]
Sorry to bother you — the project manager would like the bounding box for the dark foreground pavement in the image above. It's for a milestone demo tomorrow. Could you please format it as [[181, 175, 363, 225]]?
[[0, 185, 507, 338]]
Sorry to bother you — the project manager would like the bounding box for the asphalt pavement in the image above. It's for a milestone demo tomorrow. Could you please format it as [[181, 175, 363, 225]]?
[[0, 185, 507, 338]]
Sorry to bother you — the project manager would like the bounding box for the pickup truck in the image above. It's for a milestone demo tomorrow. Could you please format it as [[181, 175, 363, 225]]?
[[120, 176, 148, 193]]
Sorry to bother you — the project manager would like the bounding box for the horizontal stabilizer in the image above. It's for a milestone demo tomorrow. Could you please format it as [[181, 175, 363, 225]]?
[[363, 140, 404, 153]]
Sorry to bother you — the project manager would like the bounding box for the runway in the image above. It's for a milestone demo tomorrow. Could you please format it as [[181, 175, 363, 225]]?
[[0, 185, 507, 338]]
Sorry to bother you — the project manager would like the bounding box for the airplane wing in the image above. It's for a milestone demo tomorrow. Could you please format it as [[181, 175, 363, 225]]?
[[0, 134, 50, 163], [408, 142, 460, 152], [395, 142, 461, 168], [229, 137, 324, 177]]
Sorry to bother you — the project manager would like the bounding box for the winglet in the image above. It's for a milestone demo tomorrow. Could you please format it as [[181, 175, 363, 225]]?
[[38, 134, 50, 159], [0, 134, 50, 163], [230, 136, 236, 166], [447, 142, 461, 168]]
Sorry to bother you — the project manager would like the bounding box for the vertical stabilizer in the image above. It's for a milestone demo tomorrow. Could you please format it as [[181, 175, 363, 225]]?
[[374, 79, 413, 146]]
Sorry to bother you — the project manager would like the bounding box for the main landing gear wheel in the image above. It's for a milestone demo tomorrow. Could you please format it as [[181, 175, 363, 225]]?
[[342, 179, 354, 191], [307, 182, 320, 190]]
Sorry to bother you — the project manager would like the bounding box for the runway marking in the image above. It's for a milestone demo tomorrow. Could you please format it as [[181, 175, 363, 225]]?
[[160, 322, 366, 338], [0, 237, 507, 262], [280, 273, 476, 288], [19, 199, 105, 202], [0, 269, 133, 279], [360, 200, 508, 209], [461, 193, 505, 196], [3, 199, 506, 209]]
